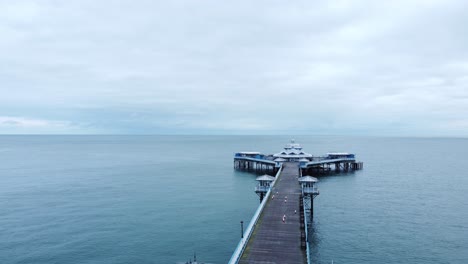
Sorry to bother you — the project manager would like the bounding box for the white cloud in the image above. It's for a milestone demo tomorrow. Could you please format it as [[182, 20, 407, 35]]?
[[0, 116, 52, 127], [0, 116, 90, 134]]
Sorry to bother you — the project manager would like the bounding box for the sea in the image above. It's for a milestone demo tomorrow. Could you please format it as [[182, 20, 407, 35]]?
[[0, 135, 467, 264]]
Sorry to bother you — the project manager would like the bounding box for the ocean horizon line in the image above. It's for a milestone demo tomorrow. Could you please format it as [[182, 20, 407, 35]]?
[[0, 133, 467, 139]]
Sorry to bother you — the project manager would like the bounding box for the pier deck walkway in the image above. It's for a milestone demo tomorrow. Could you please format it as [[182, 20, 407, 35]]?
[[239, 162, 305, 264]]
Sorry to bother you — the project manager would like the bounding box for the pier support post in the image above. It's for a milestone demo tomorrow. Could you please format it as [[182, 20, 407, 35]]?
[[311, 196, 314, 222]]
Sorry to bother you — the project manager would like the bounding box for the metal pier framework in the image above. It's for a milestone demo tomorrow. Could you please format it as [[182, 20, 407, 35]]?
[[234, 152, 279, 174]]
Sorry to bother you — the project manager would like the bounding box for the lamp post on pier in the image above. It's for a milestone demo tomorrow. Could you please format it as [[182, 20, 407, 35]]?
[[240, 221, 244, 238]]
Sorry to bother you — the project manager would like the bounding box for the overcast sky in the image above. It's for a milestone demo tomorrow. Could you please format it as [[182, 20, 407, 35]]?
[[1, 0, 468, 135]]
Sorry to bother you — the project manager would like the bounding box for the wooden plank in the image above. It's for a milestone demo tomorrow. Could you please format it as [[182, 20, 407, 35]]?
[[239, 162, 306, 264]]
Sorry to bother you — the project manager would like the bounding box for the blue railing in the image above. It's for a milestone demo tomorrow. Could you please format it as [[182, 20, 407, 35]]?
[[234, 156, 277, 165], [227, 166, 283, 264], [302, 157, 356, 168]]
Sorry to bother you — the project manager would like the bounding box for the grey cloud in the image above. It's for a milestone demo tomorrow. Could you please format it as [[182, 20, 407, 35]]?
[[1, 0, 468, 135]]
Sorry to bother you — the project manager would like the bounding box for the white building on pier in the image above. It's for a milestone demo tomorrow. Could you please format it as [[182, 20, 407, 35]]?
[[273, 140, 313, 162]]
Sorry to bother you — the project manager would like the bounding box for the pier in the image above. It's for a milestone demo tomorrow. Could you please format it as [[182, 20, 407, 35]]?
[[234, 152, 279, 174], [300, 153, 363, 175], [229, 141, 363, 264], [239, 162, 305, 263]]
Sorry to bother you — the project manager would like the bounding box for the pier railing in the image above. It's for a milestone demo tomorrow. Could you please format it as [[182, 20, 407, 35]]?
[[255, 185, 269, 193], [228, 165, 283, 264], [303, 198, 311, 264], [302, 186, 319, 196], [303, 157, 356, 167], [234, 156, 277, 165], [299, 169, 312, 264]]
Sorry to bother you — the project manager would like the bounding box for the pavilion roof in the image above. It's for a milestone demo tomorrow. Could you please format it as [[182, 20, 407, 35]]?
[[298, 176, 318, 183], [256, 175, 275, 181]]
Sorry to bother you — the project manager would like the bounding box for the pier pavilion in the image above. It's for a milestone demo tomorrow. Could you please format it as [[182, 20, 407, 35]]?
[[272, 139, 313, 161]]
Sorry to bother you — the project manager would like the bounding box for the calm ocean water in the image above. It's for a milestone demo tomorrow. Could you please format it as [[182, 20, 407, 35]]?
[[0, 135, 467, 264]]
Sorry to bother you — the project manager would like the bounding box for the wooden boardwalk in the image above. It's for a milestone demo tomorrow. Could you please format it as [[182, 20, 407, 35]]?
[[239, 162, 306, 264]]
